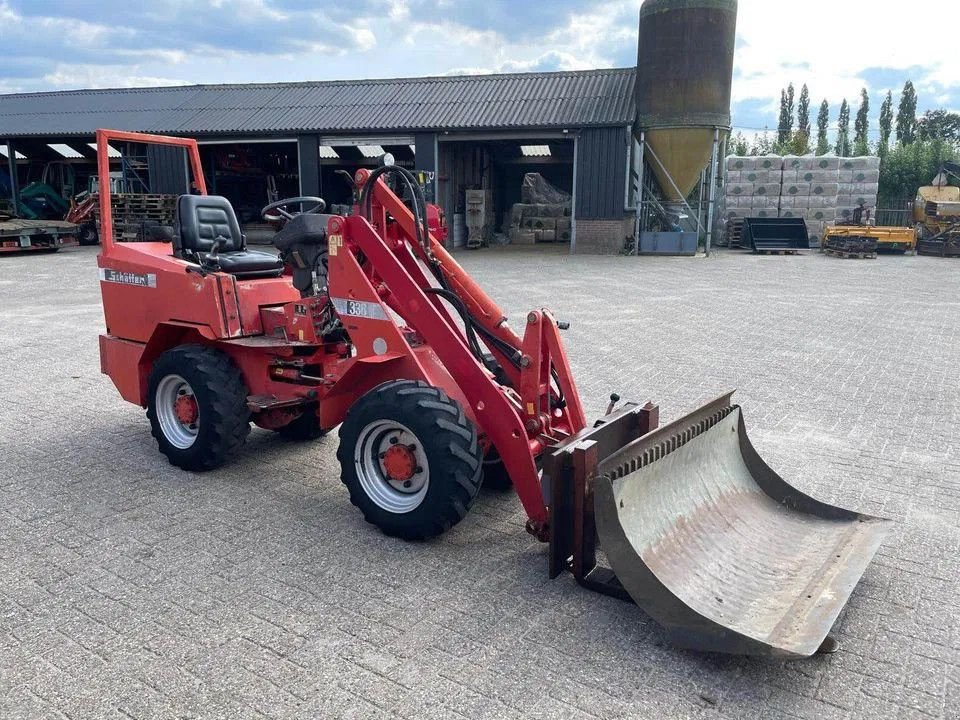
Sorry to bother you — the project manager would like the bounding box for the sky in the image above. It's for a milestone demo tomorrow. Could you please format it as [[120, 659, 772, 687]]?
[[1, 0, 958, 137]]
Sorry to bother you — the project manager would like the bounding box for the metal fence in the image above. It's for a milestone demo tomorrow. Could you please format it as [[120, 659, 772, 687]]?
[[875, 195, 913, 227], [875, 208, 911, 226]]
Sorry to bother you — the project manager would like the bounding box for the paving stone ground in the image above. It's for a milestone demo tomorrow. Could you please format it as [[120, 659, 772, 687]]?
[[1, 244, 958, 720]]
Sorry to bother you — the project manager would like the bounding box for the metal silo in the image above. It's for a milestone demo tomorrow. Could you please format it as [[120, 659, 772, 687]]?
[[633, 0, 737, 253]]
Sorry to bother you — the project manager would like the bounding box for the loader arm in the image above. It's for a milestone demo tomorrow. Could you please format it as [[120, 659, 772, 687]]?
[[327, 168, 588, 535], [357, 169, 586, 434]]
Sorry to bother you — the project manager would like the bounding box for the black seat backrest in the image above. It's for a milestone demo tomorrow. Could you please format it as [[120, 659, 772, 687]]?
[[175, 195, 244, 255], [272, 213, 331, 252]]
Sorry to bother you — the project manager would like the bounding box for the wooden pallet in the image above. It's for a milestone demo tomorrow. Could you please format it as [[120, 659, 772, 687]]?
[[725, 218, 747, 248], [824, 248, 876, 259], [91, 193, 178, 241], [755, 248, 799, 255]]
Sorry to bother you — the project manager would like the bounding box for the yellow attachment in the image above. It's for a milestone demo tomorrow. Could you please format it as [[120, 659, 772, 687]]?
[[825, 225, 916, 251]]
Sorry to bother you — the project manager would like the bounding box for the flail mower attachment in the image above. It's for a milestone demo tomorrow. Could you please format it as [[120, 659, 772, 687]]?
[[545, 392, 890, 658]]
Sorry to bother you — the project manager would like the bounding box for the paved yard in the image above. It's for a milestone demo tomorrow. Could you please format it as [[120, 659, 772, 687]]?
[[1, 245, 958, 719]]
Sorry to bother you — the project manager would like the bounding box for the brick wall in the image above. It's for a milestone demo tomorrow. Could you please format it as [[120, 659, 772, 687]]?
[[573, 216, 633, 255]]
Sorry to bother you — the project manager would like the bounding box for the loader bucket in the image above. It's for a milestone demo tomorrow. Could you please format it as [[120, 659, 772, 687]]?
[[545, 394, 891, 658]]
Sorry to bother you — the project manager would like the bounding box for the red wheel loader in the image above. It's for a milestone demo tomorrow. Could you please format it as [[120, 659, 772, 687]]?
[[96, 130, 890, 658]]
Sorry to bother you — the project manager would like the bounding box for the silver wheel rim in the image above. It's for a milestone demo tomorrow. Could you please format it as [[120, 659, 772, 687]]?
[[156, 374, 199, 450], [354, 420, 429, 514]]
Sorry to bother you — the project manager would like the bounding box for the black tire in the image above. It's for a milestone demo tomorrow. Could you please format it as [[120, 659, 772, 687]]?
[[77, 223, 99, 246], [275, 405, 327, 441], [146, 345, 250, 471], [481, 448, 513, 491], [337, 380, 482, 540]]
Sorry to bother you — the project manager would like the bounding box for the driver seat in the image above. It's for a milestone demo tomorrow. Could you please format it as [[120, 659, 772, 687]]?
[[174, 195, 284, 279]]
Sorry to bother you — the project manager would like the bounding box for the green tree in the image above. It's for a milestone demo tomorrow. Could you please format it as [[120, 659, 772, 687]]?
[[816, 99, 831, 155], [878, 90, 894, 152], [896, 80, 918, 144], [835, 99, 851, 156], [792, 84, 812, 154], [854, 88, 870, 155], [777, 83, 795, 146], [917, 109, 960, 142], [797, 85, 811, 133], [750, 129, 775, 156], [797, 83, 810, 137], [729, 131, 749, 156], [878, 138, 959, 205], [788, 131, 812, 156]]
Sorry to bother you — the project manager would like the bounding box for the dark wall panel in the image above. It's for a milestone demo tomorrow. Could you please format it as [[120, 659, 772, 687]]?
[[298, 135, 321, 197], [414, 132, 437, 202], [575, 127, 628, 219], [414, 132, 437, 172], [147, 145, 188, 194]]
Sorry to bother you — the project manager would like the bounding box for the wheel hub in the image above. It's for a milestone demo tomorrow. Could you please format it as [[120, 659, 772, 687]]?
[[174, 394, 199, 424], [382, 444, 417, 481], [155, 374, 200, 450], [354, 420, 430, 513]]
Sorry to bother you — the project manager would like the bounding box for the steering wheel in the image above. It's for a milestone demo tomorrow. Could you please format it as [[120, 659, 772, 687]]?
[[261, 196, 326, 223]]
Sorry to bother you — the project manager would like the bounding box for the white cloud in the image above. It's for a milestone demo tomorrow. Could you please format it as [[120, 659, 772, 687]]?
[[401, 1, 637, 75], [41, 65, 191, 89], [1, 0, 957, 139], [734, 0, 960, 105]]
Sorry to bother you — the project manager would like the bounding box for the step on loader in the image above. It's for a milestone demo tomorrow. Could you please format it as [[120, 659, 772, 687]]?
[[96, 130, 890, 658]]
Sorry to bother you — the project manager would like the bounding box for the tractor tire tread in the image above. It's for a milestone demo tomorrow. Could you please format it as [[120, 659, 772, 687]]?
[[147, 344, 250, 472], [434, 417, 474, 444], [337, 380, 482, 540], [416, 399, 460, 417]]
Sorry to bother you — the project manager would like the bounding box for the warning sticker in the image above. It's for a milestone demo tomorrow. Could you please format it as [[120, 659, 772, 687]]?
[[99, 268, 157, 288], [328, 234, 343, 256]]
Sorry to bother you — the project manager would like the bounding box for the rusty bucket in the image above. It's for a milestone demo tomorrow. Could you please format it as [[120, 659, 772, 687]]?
[[547, 394, 891, 658]]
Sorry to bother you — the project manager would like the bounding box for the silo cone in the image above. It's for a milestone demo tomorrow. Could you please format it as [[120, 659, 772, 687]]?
[[636, 0, 738, 202], [644, 128, 718, 201]]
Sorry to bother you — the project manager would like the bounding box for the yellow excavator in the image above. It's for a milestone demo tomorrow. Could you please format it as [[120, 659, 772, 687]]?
[[915, 162, 960, 257]]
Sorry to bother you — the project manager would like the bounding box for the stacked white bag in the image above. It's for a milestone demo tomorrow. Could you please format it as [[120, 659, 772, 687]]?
[[723, 154, 880, 242], [724, 155, 783, 220], [779, 155, 841, 242], [835, 156, 880, 222]]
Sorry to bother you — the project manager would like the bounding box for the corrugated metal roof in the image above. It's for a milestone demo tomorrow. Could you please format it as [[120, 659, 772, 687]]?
[[0, 68, 636, 139]]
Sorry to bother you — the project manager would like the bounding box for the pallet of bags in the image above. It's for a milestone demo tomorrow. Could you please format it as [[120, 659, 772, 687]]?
[[509, 227, 537, 245], [726, 180, 754, 197], [754, 155, 784, 172], [838, 156, 881, 172], [726, 156, 755, 172], [508, 201, 571, 244]]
